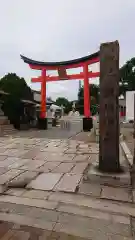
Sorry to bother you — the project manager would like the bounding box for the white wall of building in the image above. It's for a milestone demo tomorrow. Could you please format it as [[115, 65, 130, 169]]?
[[126, 91, 135, 121], [33, 92, 41, 102]]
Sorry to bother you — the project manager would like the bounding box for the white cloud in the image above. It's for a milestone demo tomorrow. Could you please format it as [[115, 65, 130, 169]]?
[[0, 0, 135, 100]]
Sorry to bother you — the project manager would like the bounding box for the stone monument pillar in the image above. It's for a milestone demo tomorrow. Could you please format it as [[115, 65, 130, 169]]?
[[99, 41, 120, 173]]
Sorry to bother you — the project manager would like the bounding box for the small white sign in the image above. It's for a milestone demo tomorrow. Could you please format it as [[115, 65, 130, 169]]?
[[126, 91, 135, 121]]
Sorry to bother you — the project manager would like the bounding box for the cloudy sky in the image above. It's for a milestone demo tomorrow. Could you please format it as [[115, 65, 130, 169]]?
[[0, 0, 135, 100]]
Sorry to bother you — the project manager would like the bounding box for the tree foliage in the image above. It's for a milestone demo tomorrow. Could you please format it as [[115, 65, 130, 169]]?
[[55, 97, 71, 113], [0, 73, 34, 125], [0, 73, 33, 100], [77, 84, 99, 115], [120, 57, 135, 96], [55, 97, 69, 107]]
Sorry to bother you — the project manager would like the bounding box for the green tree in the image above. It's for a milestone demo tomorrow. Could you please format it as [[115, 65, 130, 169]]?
[[120, 57, 135, 96], [55, 97, 73, 114], [0, 73, 34, 126], [77, 84, 99, 115], [55, 97, 69, 107]]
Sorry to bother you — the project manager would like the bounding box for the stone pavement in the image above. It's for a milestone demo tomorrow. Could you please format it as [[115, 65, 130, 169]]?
[[0, 135, 134, 239], [9, 127, 81, 139], [0, 137, 98, 192]]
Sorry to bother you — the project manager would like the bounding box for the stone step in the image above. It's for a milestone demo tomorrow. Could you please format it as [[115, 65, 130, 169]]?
[[0, 190, 133, 239], [0, 118, 10, 125], [1, 125, 15, 130], [0, 189, 134, 216], [0, 124, 17, 136]]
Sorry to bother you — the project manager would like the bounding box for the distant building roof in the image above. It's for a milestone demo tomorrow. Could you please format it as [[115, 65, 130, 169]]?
[[31, 89, 40, 94], [32, 90, 54, 104], [50, 104, 62, 110], [21, 99, 36, 105]]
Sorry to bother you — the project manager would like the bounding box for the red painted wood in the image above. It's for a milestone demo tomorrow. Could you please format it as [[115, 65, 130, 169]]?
[[40, 69, 46, 118], [31, 77, 42, 83], [31, 72, 100, 83], [46, 72, 100, 82], [83, 63, 90, 117]]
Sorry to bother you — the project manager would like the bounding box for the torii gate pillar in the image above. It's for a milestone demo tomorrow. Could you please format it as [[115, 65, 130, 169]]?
[[38, 68, 48, 130], [83, 62, 93, 131]]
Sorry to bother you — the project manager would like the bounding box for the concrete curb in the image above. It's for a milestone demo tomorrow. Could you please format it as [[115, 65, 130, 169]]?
[[120, 140, 133, 167], [119, 134, 124, 142]]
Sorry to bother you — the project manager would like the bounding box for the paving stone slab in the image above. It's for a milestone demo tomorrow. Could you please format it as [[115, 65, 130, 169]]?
[[0, 157, 18, 168], [0, 229, 15, 240], [0, 221, 14, 239], [7, 158, 30, 169], [0, 213, 56, 232], [22, 190, 51, 200], [132, 190, 135, 203], [57, 203, 111, 221], [10, 230, 30, 240], [27, 173, 63, 191], [0, 202, 59, 226], [0, 167, 8, 175], [86, 164, 131, 187], [54, 213, 131, 239], [49, 191, 135, 217], [101, 186, 132, 202], [60, 154, 75, 162], [35, 152, 75, 162], [78, 182, 102, 197], [0, 202, 37, 216], [34, 140, 49, 147], [71, 163, 88, 174], [8, 171, 39, 188], [131, 217, 135, 237], [73, 155, 90, 163], [79, 149, 99, 154], [54, 173, 82, 192], [56, 232, 93, 240], [42, 146, 66, 153], [111, 214, 131, 225], [38, 161, 61, 173], [34, 152, 51, 161], [89, 154, 99, 163], [0, 169, 24, 185], [0, 184, 7, 194], [79, 144, 90, 149], [5, 188, 26, 196], [21, 147, 41, 159], [13, 225, 51, 239], [28, 208, 60, 222], [0, 155, 7, 161], [64, 149, 77, 154], [1, 149, 29, 157], [45, 142, 61, 147], [6, 142, 34, 150], [0, 195, 58, 210], [52, 163, 75, 173], [0, 148, 8, 154], [20, 160, 45, 171]]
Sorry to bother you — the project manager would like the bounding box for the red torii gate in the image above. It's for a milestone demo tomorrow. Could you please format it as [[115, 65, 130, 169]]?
[[21, 52, 100, 130]]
